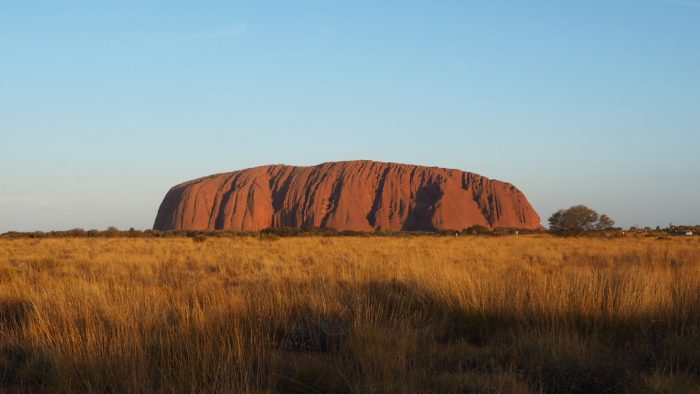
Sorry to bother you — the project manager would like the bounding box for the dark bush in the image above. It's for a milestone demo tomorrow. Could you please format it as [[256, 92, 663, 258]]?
[[463, 225, 492, 235]]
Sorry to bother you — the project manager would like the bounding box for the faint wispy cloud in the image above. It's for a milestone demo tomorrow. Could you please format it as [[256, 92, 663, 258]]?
[[658, 0, 700, 7], [182, 24, 247, 41], [0, 194, 58, 208], [0, 193, 152, 208]]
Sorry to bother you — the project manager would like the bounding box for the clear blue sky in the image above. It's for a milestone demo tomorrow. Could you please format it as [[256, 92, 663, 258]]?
[[1, 0, 699, 232]]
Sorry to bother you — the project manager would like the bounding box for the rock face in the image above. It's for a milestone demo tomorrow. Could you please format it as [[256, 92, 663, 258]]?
[[154, 161, 540, 232]]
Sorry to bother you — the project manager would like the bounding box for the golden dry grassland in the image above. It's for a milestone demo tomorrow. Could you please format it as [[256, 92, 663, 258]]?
[[1, 235, 699, 393]]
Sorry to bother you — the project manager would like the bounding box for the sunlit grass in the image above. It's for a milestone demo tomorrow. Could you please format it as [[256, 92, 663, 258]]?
[[1, 235, 699, 393]]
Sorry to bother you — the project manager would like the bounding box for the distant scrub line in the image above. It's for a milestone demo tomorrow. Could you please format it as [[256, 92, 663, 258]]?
[[2, 225, 698, 240], [0, 226, 541, 239]]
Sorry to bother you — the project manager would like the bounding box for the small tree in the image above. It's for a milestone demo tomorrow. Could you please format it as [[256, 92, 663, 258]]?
[[548, 205, 615, 235], [596, 214, 615, 230]]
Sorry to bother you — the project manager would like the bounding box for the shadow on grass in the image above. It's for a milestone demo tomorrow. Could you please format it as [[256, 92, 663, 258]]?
[[1, 279, 698, 393]]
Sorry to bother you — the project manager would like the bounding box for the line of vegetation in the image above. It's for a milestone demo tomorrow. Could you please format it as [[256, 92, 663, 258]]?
[[0, 226, 546, 238], [2, 225, 696, 240], [0, 226, 545, 239]]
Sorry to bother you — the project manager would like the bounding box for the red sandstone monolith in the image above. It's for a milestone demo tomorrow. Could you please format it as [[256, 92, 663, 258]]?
[[153, 161, 540, 232]]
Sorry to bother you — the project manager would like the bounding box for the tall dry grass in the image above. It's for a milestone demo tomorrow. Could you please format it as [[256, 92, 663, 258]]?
[[0, 235, 699, 393]]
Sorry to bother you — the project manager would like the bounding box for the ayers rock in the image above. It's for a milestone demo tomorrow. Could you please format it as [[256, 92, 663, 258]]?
[[154, 161, 540, 232]]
